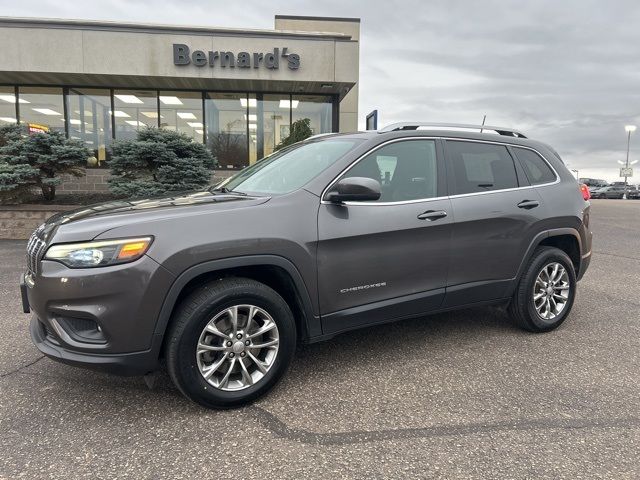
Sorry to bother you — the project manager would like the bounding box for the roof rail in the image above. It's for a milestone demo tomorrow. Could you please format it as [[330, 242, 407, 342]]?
[[304, 132, 337, 141], [378, 122, 527, 138]]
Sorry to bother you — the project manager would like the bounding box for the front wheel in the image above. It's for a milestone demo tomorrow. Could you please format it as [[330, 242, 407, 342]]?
[[508, 247, 577, 332], [166, 277, 296, 409]]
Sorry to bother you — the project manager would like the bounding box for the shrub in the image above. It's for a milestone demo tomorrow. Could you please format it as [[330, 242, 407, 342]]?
[[108, 128, 216, 198], [0, 125, 88, 203], [274, 118, 313, 151]]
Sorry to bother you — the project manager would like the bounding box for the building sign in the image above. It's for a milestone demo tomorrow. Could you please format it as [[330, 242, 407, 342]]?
[[366, 110, 378, 130], [173, 44, 300, 70]]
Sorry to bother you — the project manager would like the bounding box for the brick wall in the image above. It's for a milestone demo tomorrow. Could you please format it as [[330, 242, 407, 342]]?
[[59, 169, 111, 194], [59, 169, 235, 194], [0, 205, 77, 240]]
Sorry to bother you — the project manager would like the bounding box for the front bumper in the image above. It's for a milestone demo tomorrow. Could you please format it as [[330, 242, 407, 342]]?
[[23, 254, 175, 376], [30, 316, 162, 375]]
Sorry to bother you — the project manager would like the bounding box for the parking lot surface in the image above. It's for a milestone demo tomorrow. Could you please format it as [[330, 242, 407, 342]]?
[[1, 199, 639, 479]]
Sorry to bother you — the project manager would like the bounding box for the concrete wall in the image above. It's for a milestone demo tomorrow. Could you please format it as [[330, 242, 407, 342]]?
[[274, 16, 360, 132], [0, 205, 76, 239], [0, 17, 359, 110]]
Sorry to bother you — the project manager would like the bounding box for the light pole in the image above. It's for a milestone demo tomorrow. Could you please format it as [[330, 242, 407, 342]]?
[[623, 125, 636, 199], [571, 169, 579, 180]]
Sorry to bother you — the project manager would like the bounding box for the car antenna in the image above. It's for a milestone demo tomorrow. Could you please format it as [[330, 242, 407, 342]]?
[[480, 114, 487, 133]]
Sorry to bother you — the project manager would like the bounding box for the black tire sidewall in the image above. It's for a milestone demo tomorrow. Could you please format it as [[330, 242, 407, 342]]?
[[170, 280, 296, 409], [522, 248, 577, 331]]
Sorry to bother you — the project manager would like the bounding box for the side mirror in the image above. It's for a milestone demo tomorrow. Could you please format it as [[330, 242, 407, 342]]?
[[326, 177, 381, 203]]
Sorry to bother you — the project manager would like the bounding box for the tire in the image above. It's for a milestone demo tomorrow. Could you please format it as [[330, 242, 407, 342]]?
[[508, 246, 577, 332], [166, 277, 296, 409]]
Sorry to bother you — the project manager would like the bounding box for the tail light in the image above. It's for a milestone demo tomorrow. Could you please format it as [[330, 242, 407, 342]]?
[[580, 183, 590, 201]]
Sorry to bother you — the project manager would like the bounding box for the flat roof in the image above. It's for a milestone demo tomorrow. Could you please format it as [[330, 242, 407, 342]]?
[[275, 15, 361, 23], [0, 16, 354, 40]]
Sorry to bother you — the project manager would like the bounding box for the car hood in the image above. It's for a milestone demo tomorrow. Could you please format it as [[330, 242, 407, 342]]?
[[40, 190, 270, 243]]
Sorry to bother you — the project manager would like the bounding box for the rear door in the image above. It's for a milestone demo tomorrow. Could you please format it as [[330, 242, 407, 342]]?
[[442, 139, 547, 307], [317, 138, 452, 334]]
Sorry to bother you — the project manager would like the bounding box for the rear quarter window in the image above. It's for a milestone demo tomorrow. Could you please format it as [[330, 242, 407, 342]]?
[[513, 147, 557, 185]]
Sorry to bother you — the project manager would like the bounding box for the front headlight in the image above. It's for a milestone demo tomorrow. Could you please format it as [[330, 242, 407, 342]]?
[[44, 237, 153, 268]]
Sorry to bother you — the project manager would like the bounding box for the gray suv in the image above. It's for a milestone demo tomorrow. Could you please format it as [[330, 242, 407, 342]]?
[[20, 123, 592, 409]]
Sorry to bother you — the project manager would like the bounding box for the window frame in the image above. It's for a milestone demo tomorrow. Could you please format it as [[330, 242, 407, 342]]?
[[510, 145, 559, 186], [443, 138, 559, 198], [321, 137, 447, 205]]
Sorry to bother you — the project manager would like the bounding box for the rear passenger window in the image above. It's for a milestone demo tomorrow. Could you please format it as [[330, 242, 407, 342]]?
[[447, 141, 519, 195], [513, 147, 557, 185], [341, 140, 438, 202]]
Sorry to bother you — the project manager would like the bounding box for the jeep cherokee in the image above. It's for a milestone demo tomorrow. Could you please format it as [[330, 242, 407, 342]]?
[[21, 122, 592, 409]]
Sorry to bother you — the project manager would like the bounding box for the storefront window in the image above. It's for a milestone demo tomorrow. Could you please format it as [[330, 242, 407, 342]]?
[[292, 95, 332, 135], [67, 88, 112, 167], [3, 86, 337, 171], [205, 93, 250, 169], [159, 91, 203, 143], [259, 95, 291, 158], [18, 87, 65, 134], [113, 89, 157, 140], [0, 87, 18, 126]]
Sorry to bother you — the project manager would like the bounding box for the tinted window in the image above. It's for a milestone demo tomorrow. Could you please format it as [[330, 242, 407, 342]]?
[[448, 141, 518, 195], [341, 140, 438, 202], [514, 147, 556, 185]]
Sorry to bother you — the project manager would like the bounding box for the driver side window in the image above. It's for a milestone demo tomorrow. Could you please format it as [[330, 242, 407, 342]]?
[[341, 139, 438, 202]]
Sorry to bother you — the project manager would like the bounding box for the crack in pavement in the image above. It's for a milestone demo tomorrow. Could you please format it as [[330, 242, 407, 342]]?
[[0, 355, 45, 379], [593, 251, 640, 261], [248, 406, 640, 445]]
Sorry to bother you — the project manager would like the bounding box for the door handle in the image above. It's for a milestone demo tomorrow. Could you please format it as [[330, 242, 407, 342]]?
[[417, 210, 447, 221], [517, 200, 540, 209]]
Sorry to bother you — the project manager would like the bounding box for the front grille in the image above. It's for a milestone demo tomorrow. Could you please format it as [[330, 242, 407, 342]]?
[[26, 230, 47, 274]]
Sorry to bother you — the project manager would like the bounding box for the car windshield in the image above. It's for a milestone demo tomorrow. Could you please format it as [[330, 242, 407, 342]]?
[[215, 138, 361, 195]]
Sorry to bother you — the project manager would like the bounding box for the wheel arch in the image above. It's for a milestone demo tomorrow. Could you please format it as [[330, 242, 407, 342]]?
[[508, 228, 583, 296], [153, 255, 319, 356]]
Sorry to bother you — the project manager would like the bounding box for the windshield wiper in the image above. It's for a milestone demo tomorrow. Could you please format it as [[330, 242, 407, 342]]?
[[209, 186, 248, 196]]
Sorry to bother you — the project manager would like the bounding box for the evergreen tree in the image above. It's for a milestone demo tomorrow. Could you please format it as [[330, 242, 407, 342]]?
[[274, 118, 313, 151], [108, 128, 216, 198], [0, 125, 88, 203]]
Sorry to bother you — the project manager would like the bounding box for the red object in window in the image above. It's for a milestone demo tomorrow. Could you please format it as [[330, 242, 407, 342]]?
[[580, 183, 591, 201]]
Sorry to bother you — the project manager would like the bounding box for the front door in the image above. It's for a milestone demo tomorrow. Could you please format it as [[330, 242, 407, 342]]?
[[317, 138, 452, 335]]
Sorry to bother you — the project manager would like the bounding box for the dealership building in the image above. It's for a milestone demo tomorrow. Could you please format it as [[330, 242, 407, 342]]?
[[0, 15, 360, 191]]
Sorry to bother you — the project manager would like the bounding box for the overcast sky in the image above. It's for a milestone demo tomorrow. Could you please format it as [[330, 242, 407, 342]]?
[[4, 0, 639, 180]]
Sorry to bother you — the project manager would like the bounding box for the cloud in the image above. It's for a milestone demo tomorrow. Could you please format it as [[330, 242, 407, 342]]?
[[2, 0, 639, 179]]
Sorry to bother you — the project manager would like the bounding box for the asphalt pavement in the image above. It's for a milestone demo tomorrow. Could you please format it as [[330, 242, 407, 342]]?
[[1, 199, 638, 479]]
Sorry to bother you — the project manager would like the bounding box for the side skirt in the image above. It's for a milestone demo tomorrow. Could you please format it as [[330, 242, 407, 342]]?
[[314, 287, 510, 343]]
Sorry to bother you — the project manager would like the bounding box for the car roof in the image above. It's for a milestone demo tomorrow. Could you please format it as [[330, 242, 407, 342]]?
[[307, 129, 557, 157]]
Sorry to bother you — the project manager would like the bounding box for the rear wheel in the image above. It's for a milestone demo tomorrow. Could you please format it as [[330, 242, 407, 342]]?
[[509, 247, 576, 332], [166, 277, 296, 409]]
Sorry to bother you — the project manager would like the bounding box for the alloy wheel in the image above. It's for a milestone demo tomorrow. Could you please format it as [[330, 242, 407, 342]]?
[[532, 262, 570, 321], [195, 305, 280, 391]]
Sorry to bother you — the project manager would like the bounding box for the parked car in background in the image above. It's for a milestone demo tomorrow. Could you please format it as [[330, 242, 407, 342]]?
[[588, 184, 607, 194], [628, 186, 640, 199], [580, 178, 608, 189], [592, 185, 626, 199]]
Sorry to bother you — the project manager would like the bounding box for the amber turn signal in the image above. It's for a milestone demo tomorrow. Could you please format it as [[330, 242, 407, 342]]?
[[117, 240, 151, 260]]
